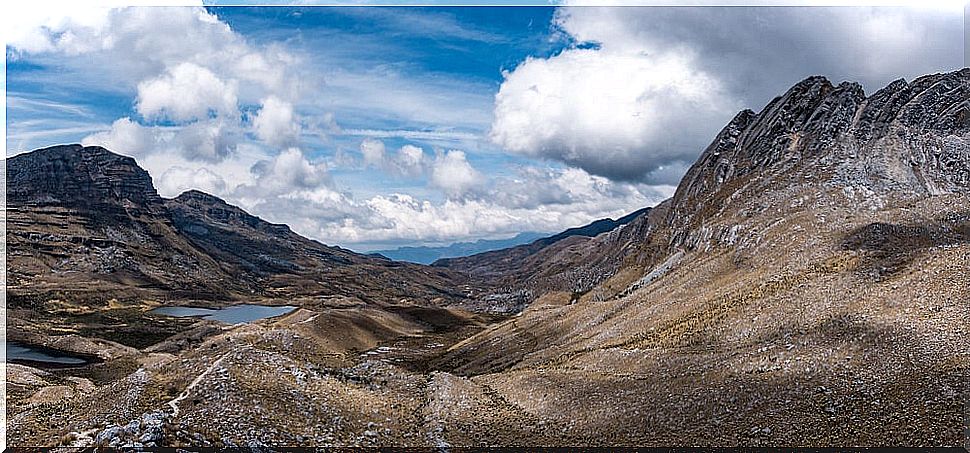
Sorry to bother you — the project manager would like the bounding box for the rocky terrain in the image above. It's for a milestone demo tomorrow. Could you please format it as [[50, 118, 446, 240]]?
[[6, 69, 970, 447], [433, 206, 651, 312]]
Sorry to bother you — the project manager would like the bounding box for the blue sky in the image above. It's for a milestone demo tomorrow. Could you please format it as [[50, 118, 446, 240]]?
[[5, 5, 965, 251], [7, 7, 563, 176]]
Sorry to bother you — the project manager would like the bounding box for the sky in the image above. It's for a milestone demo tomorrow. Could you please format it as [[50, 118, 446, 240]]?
[[4, 3, 966, 251]]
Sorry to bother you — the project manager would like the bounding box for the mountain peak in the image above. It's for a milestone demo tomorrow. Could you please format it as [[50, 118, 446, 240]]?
[[174, 189, 234, 208], [169, 188, 292, 235], [667, 68, 970, 238], [8, 144, 162, 210]]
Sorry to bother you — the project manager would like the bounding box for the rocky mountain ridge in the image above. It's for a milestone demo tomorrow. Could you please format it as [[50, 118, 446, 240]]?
[[668, 70, 970, 243], [6, 144, 471, 308], [425, 69, 969, 445]]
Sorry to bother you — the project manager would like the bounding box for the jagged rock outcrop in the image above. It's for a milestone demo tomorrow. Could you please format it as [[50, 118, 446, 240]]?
[[667, 69, 970, 248]]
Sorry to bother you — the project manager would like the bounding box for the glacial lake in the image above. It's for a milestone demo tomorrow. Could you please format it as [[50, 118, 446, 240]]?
[[6, 341, 92, 366], [151, 304, 297, 324]]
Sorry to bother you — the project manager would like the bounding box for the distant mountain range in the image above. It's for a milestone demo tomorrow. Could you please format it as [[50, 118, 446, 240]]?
[[370, 232, 547, 264], [372, 208, 649, 264]]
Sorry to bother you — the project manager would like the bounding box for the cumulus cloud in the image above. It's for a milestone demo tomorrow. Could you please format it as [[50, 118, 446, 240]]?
[[395, 144, 426, 177], [491, 48, 736, 182], [339, 164, 670, 250], [229, 163, 668, 251], [558, 6, 962, 100], [82, 117, 156, 156], [15, 6, 304, 167], [253, 96, 302, 148], [359, 138, 386, 169], [354, 139, 431, 178], [246, 148, 333, 195], [492, 6, 963, 183], [82, 116, 238, 163], [136, 62, 239, 122], [7, 7, 298, 95], [157, 166, 228, 197], [430, 150, 483, 198], [174, 118, 239, 162]]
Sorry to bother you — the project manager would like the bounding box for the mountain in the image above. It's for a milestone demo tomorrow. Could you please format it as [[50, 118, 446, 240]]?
[[7, 70, 970, 447], [7, 144, 471, 311], [370, 232, 546, 264], [531, 207, 650, 248], [432, 70, 970, 444], [374, 208, 650, 266], [433, 206, 652, 312]]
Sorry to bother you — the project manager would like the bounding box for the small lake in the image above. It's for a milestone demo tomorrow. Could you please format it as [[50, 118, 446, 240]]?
[[151, 304, 297, 324], [6, 341, 92, 366]]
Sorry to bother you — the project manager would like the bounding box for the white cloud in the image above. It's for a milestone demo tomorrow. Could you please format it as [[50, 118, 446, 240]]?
[[7, 7, 297, 96], [253, 96, 301, 148], [173, 118, 239, 162], [492, 6, 963, 183], [136, 62, 239, 122], [157, 166, 228, 196], [395, 144, 426, 177], [11, 6, 303, 164], [82, 116, 238, 163], [491, 18, 737, 182], [247, 148, 333, 195], [205, 162, 664, 251], [337, 164, 671, 250], [82, 117, 156, 157], [354, 139, 432, 179], [359, 138, 386, 169], [430, 150, 483, 198], [0, 0, 202, 52]]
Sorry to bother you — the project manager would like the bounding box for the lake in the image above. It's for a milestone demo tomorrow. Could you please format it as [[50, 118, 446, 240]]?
[[6, 341, 92, 366], [151, 304, 297, 324]]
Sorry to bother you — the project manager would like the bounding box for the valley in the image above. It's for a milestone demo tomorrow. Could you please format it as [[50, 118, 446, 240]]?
[[5, 69, 970, 447]]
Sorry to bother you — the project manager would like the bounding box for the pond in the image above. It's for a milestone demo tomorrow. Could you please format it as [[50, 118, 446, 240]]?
[[6, 341, 92, 366], [151, 304, 297, 324]]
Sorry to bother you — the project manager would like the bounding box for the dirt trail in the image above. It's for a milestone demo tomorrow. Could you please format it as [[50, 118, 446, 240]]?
[[166, 352, 231, 417]]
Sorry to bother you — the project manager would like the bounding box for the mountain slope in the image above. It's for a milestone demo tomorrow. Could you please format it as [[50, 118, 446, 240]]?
[[7, 145, 238, 304], [7, 144, 470, 309], [433, 207, 652, 312], [432, 70, 970, 445]]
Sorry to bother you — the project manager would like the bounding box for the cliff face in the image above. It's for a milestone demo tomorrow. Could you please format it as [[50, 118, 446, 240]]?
[[8, 144, 164, 213]]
